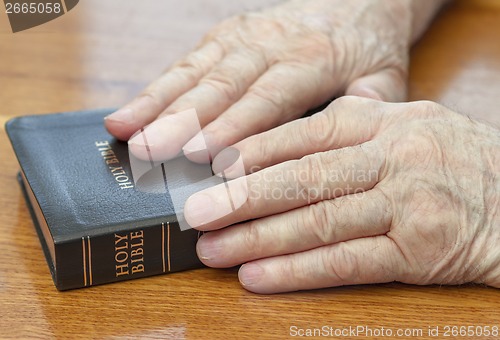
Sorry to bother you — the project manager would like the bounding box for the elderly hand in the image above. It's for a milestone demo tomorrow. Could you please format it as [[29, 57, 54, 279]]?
[[105, 0, 434, 161], [184, 97, 500, 294]]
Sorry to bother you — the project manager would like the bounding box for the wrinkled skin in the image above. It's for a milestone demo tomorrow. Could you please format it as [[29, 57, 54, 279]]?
[[104, 0, 500, 294], [106, 0, 412, 161], [184, 98, 500, 294]]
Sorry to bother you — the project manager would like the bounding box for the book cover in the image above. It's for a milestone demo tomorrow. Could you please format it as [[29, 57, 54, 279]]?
[[6, 109, 209, 290]]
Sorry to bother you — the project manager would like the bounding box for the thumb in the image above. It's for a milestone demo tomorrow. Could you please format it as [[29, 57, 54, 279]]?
[[345, 67, 408, 102]]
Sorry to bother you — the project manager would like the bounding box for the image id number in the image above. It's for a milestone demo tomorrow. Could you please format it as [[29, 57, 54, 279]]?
[[443, 325, 499, 337], [6, 2, 62, 14]]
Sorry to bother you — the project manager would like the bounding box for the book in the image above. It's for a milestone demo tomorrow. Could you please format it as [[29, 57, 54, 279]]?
[[6, 109, 213, 290]]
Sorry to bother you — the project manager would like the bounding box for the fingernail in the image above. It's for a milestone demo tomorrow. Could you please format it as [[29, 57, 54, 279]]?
[[212, 147, 240, 174], [183, 132, 208, 154], [128, 132, 146, 147], [197, 233, 222, 261], [105, 107, 134, 124], [213, 147, 246, 178], [183, 132, 214, 163], [239, 263, 264, 286], [185, 178, 249, 227], [184, 193, 215, 227], [128, 122, 165, 147]]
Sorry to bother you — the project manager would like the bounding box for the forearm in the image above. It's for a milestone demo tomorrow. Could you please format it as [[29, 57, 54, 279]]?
[[410, 0, 452, 43]]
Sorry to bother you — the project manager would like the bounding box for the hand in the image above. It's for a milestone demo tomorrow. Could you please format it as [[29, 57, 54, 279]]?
[[184, 97, 500, 294], [105, 0, 419, 161]]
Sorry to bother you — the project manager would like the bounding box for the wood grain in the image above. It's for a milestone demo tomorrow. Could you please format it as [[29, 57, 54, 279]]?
[[1, 1, 499, 339]]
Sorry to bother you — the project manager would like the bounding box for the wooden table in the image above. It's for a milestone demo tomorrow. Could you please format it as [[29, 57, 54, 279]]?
[[1, 1, 499, 339]]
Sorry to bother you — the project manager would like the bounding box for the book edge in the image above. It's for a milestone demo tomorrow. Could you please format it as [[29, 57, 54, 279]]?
[[17, 172, 59, 289]]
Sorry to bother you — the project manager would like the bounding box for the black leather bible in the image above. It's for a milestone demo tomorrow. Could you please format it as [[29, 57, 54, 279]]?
[[6, 109, 206, 290]]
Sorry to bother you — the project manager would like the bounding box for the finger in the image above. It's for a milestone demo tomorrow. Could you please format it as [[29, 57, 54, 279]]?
[[184, 140, 384, 230], [183, 62, 334, 163], [128, 51, 268, 161], [105, 41, 225, 141], [128, 108, 202, 161], [212, 96, 390, 177], [160, 50, 268, 119], [345, 67, 408, 102], [197, 188, 392, 268], [238, 235, 405, 294]]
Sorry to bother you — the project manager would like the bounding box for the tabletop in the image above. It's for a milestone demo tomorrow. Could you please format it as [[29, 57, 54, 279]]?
[[0, 1, 499, 339]]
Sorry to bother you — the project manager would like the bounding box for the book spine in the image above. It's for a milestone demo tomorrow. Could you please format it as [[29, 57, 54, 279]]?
[[55, 222, 203, 290]]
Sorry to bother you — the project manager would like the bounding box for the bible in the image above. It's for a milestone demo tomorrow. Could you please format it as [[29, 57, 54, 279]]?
[[6, 109, 210, 290]]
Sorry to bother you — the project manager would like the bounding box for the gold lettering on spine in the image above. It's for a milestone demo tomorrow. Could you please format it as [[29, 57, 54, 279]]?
[[95, 141, 134, 190], [114, 230, 145, 277], [130, 231, 145, 274]]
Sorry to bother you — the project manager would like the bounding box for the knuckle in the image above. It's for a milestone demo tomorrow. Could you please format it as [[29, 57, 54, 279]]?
[[306, 202, 337, 245], [330, 95, 363, 111], [241, 221, 264, 258], [247, 85, 285, 116], [170, 65, 201, 85], [407, 100, 446, 119], [245, 177, 263, 213], [207, 115, 241, 137], [252, 136, 273, 169], [296, 154, 327, 198], [177, 53, 207, 72], [322, 243, 360, 283], [172, 54, 211, 82], [302, 112, 334, 149], [200, 74, 241, 102], [276, 256, 297, 283], [136, 91, 162, 112]]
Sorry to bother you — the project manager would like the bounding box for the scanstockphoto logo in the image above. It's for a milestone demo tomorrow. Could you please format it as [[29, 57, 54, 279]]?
[[3, 0, 79, 32]]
